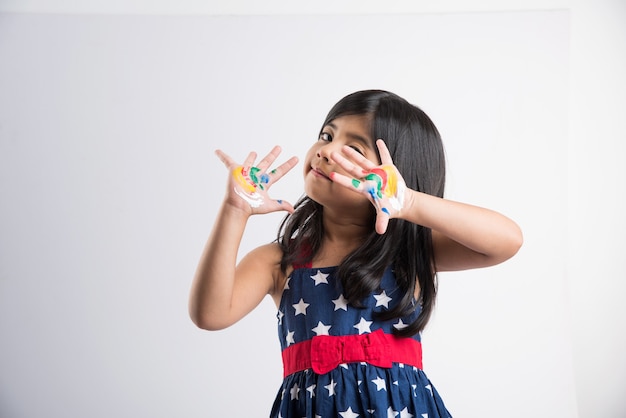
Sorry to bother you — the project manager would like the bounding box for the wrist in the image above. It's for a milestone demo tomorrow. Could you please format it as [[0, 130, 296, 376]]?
[[398, 188, 421, 223], [221, 199, 253, 220]]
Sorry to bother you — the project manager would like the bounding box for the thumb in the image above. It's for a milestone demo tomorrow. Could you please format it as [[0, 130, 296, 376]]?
[[275, 199, 295, 214], [375, 211, 390, 234]]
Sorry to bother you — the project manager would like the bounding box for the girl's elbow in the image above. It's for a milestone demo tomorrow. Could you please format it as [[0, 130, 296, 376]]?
[[189, 306, 229, 331], [502, 226, 524, 261], [512, 225, 524, 253]]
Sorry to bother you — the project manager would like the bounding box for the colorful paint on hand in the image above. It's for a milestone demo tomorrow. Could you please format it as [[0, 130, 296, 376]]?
[[232, 165, 269, 208], [360, 165, 405, 213]]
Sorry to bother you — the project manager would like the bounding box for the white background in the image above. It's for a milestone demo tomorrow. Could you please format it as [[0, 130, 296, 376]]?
[[0, 1, 624, 418]]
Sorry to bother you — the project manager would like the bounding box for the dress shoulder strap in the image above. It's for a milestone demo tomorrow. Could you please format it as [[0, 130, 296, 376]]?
[[292, 240, 313, 269]]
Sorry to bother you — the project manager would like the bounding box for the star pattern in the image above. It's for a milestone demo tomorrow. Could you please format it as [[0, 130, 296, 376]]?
[[339, 407, 360, 418], [311, 270, 330, 286], [325, 378, 337, 396], [387, 407, 399, 418], [332, 294, 349, 311], [399, 408, 414, 418], [312, 321, 331, 336], [273, 266, 450, 418], [374, 290, 393, 308], [293, 298, 310, 316], [354, 317, 373, 334], [290, 383, 300, 400], [372, 376, 387, 391], [393, 319, 409, 330], [285, 330, 295, 346]]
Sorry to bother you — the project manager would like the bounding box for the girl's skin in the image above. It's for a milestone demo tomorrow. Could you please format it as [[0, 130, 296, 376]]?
[[189, 114, 523, 331]]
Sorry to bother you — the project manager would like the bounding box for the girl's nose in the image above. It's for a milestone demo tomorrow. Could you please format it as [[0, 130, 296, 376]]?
[[316, 143, 335, 163]]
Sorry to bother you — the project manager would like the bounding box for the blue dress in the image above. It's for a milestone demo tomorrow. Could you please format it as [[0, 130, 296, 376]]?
[[271, 265, 452, 418]]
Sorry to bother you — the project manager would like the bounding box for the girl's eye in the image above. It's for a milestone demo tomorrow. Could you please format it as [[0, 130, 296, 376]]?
[[319, 132, 332, 142], [349, 145, 365, 155]]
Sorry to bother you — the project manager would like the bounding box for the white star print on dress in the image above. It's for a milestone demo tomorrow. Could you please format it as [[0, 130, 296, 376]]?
[[374, 290, 393, 308], [285, 330, 295, 346], [311, 321, 331, 335], [289, 383, 300, 400], [399, 407, 414, 418], [372, 376, 387, 391], [393, 319, 409, 330], [292, 298, 310, 316], [311, 270, 329, 285], [387, 406, 399, 417], [339, 407, 360, 418], [332, 294, 349, 311], [354, 317, 373, 334], [325, 378, 337, 396]]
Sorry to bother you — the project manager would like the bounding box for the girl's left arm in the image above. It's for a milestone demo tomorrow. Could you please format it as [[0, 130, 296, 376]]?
[[402, 190, 523, 271], [330, 140, 522, 271]]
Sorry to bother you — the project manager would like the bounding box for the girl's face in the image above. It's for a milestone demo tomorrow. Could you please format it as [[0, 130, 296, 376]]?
[[303, 114, 381, 210]]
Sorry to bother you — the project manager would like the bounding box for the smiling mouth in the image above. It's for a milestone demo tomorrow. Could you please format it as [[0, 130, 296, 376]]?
[[311, 167, 331, 180]]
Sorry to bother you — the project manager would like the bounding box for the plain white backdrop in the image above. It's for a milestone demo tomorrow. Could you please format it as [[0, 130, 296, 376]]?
[[0, 1, 624, 418]]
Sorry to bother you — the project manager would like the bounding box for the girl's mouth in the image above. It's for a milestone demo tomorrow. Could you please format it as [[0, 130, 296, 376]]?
[[311, 167, 331, 180]]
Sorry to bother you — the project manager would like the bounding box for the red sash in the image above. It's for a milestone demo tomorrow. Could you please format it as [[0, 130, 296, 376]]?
[[281, 329, 422, 377]]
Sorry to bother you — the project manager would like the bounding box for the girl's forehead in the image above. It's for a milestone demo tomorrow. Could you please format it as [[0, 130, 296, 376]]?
[[325, 114, 374, 141], [326, 113, 371, 128]]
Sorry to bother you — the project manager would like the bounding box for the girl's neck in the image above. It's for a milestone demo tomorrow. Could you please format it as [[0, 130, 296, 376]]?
[[316, 206, 373, 263]]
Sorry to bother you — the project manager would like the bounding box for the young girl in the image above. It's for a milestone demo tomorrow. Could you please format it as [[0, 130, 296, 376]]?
[[189, 90, 523, 417]]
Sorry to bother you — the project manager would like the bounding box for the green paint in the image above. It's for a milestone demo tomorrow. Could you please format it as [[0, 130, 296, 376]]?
[[364, 173, 384, 199]]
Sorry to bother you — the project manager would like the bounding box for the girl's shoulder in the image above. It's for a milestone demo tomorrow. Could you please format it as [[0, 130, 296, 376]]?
[[243, 242, 289, 296]]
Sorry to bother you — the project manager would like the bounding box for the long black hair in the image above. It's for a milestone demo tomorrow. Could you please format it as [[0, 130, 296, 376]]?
[[277, 90, 446, 337]]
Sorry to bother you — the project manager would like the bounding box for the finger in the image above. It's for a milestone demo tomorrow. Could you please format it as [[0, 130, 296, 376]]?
[[267, 156, 299, 183], [375, 211, 390, 235], [255, 198, 296, 215], [242, 151, 258, 169], [274, 199, 296, 214], [255, 145, 282, 172], [376, 139, 394, 165], [328, 171, 366, 194], [340, 146, 379, 170], [215, 149, 236, 168], [331, 150, 376, 179]]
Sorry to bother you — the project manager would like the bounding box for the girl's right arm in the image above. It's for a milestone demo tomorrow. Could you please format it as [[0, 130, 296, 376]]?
[[188, 147, 298, 330]]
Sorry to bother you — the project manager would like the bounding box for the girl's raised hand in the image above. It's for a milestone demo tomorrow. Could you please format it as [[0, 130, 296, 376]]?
[[215, 146, 299, 215], [330, 139, 407, 234]]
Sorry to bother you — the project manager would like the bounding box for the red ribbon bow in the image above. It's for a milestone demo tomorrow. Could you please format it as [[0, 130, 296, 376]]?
[[310, 329, 393, 374], [281, 328, 423, 377]]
